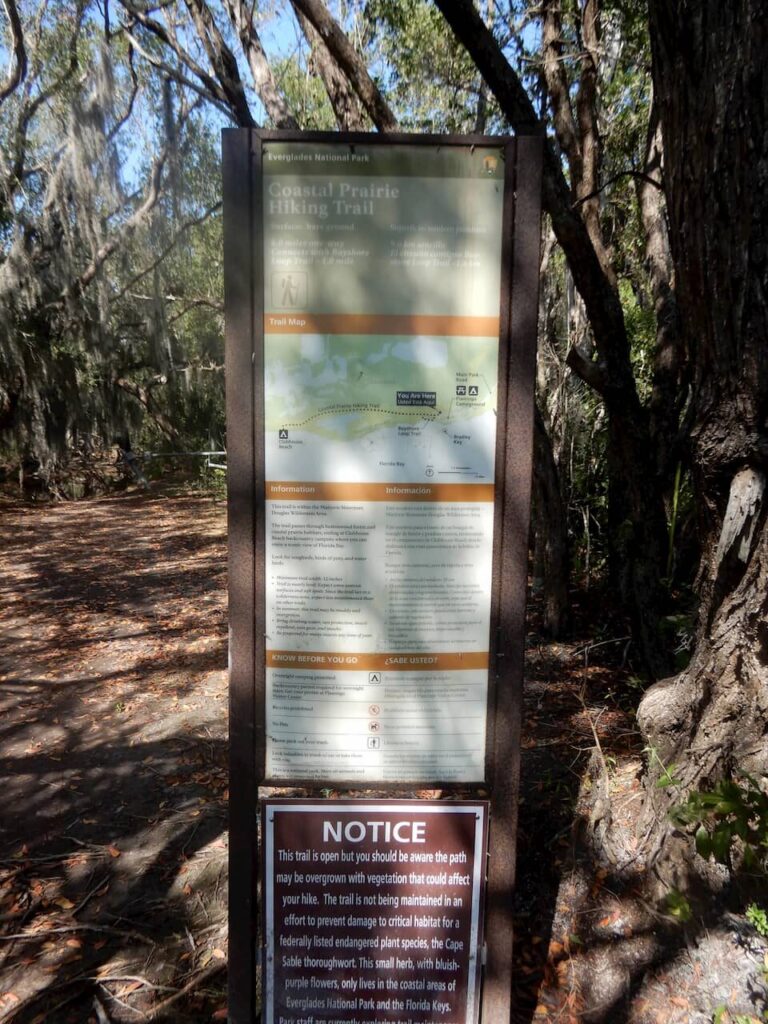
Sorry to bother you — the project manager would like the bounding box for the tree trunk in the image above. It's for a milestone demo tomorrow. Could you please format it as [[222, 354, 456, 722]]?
[[638, 1, 768, 874], [532, 404, 570, 637], [295, 9, 366, 130], [436, 0, 672, 677], [637, 102, 685, 484]]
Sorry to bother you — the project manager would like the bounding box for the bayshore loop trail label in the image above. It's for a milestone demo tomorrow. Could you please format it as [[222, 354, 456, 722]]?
[[263, 801, 488, 1024]]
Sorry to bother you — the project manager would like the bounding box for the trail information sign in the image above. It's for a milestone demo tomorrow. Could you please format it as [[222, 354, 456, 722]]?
[[223, 130, 542, 1024], [263, 800, 488, 1024], [262, 140, 505, 783]]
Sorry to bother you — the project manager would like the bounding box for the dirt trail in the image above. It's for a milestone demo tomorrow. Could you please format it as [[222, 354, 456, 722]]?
[[0, 490, 765, 1023], [0, 491, 229, 1022]]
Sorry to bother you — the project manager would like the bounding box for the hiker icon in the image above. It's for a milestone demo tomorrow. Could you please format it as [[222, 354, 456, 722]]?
[[271, 270, 306, 309], [281, 274, 299, 306]]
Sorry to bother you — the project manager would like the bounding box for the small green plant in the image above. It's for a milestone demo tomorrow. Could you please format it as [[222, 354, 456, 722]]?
[[643, 745, 682, 788], [669, 774, 768, 871], [746, 903, 768, 938], [712, 1009, 766, 1024], [114, 701, 126, 713], [664, 887, 692, 921]]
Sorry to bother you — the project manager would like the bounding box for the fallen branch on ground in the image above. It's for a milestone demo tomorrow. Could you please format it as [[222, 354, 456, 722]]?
[[145, 961, 226, 1020]]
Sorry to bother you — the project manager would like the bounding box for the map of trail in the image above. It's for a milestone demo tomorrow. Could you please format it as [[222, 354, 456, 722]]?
[[264, 333, 498, 441]]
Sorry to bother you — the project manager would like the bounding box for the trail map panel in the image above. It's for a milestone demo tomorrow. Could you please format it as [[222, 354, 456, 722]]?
[[262, 141, 506, 783], [263, 800, 488, 1024]]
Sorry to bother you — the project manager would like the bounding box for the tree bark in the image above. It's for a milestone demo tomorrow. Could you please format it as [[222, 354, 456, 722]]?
[[435, 0, 671, 675], [294, 9, 366, 131], [223, 0, 298, 128], [0, 0, 27, 105], [532, 404, 570, 637], [288, 0, 397, 132], [637, 102, 685, 482], [181, 0, 255, 128], [638, 1, 768, 872], [114, 377, 180, 441]]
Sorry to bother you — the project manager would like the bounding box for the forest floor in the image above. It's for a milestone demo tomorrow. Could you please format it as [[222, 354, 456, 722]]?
[[0, 486, 765, 1024]]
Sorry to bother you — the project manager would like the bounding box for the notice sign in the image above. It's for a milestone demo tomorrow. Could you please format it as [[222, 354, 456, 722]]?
[[263, 800, 488, 1024], [263, 142, 506, 782]]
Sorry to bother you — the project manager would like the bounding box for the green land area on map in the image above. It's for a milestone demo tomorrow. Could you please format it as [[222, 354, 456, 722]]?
[[264, 333, 498, 440]]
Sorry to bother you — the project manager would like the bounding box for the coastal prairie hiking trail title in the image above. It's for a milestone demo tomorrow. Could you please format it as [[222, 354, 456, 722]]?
[[268, 179, 401, 218], [264, 801, 487, 1024]]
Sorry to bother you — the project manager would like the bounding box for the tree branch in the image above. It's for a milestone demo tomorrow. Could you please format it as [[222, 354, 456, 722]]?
[[541, 0, 580, 173], [114, 376, 180, 440], [62, 95, 206, 304], [222, 0, 298, 128], [2, 6, 83, 200], [167, 297, 223, 323], [67, 153, 165, 299], [566, 344, 608, 394], [573, 0, 613, 282], [288, 0, 397, 131], [572, 169, 664, 206], [294, 6, 366, 130], [0, 0, 27, 105], [433, 0, 635, 398], [119, 6, 239, 122], [111, 199, 222, 304], [181, 0, 255, 127]]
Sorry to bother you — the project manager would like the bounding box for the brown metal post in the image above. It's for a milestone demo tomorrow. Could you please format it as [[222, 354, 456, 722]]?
[[224, 129, 543, 1023], [481, 134, 543, 1024], [223, 127, 260, 1024]]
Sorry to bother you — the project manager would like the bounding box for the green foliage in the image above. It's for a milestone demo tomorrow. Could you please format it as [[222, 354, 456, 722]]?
[[363, 0, 500, 132], [620, 280, 656, 402], [644, 745, 682, 788], [670, 776, 768, 872], [272, 56, 338, 131], [195, 460, 227, 501], [664, 887, 692, 922], [746, 903, 768, 938], [712, 1009, 766, 1024]]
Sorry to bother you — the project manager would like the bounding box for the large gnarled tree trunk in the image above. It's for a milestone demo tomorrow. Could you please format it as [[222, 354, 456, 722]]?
[[638, 1, 768, 876]]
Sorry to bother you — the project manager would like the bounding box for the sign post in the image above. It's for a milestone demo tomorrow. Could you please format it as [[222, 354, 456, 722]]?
[[223, 129, 542, 1023]]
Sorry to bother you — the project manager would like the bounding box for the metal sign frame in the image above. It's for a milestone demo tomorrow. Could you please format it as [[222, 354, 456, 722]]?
[[223, 128, 542, 1023]]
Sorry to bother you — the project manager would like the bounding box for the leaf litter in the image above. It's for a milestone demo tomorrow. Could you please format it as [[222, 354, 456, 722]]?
[[0, 487, 765, 1022]]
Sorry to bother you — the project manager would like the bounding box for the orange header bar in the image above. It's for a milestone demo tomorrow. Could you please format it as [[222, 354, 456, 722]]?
[[264, 313, 500, 337], [266, 481, 494, 502], [267, 650, 489, 672]]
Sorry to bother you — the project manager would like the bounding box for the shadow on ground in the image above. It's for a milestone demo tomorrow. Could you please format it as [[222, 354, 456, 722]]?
[[0, 490, 229, 1023], [1, 490, 765, 1024], [510, 611, 767, 1024]]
